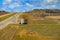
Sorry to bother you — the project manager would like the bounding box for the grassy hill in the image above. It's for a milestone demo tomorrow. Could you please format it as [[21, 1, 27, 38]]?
[[0, 11, 10, 16], [23, 9, 60, 17], [0, 23, 60, 40], [0, 10, 60, 40], [16, 11, 60, 40]]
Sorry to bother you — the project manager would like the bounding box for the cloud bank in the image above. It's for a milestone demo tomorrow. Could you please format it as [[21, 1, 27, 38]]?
[[0, 0, 60, 12]]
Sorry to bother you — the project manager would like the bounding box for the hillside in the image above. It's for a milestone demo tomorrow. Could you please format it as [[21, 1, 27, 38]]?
[[0, 11, 10, 15], [24, 9, 60, 17], [0, 11, 60, 40]]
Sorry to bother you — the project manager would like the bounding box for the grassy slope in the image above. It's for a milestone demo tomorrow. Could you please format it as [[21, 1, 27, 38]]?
[[0, 12, 9, 16], [0, 12, 60, 40], [3, 24, 56, 40], [13, 13, 60, 40], [0, 20, 60, 40], [0, 13, 16, 22]]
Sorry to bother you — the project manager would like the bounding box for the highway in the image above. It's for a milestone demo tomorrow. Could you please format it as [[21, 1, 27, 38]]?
[[0, 13, 22, 29], [0, 13, 23, 40]]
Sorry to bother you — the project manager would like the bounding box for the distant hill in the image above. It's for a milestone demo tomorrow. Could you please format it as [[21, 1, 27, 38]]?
[[30, 9, 60, 13], [24, 9, 60, 16], [0, 11, 10, 15]]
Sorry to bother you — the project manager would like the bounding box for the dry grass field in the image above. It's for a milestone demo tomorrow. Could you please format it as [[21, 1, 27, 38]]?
[[13, 13, 60, 40], [0, 12, 60, 40], [8, 22, 60, 40], [45, 16, 60, 19]]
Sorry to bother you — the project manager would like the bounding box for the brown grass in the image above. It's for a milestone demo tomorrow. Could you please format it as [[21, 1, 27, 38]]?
[[16, 29, 56, 40], [45, 16, 60, 19]]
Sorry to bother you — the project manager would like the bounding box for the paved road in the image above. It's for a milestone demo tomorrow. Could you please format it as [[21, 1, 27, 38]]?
[[0, 13, 22, 29], [0, 13, 23, 40]]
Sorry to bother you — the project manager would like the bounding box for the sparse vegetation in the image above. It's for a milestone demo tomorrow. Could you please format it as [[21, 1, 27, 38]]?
[[8, 22, 59, 40], [0, 11, 9, 15], [0, 9, 60, 40], [0, 19, 60, 40], [16, 12, 60, 40]]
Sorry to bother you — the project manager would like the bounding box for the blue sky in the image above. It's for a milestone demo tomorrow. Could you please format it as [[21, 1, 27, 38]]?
[[0, 0, 60, 12]]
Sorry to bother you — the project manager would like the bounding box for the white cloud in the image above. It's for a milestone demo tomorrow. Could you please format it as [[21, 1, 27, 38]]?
[[5, 0, 12, 2], [1, 7, 6, 11], [3, 2, 6, 4], [9, 2, 20, 9], [3, 0, 12, 5], [13, 2, 20, 7], [52, 5, 56, 7], [41, 0, 58, 8], [1, 8, 5, 10], [46, 0, 53, 2], [26, 3, 34, 6], [46, 0, 58, 3], [45, 5, 56, 9], [9, 5, 15, 8]]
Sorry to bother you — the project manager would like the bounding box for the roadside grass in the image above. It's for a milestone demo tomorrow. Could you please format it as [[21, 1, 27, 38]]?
[[13, 29, 55, 40], [0, 21, 60, 40], [6, 19, 60, 40], [15, 12, 60, 40], [0, 24, 16, 36], [0, 13, 16, 22], [0, 12, 60, 40], [10, 23, 60, 40]]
